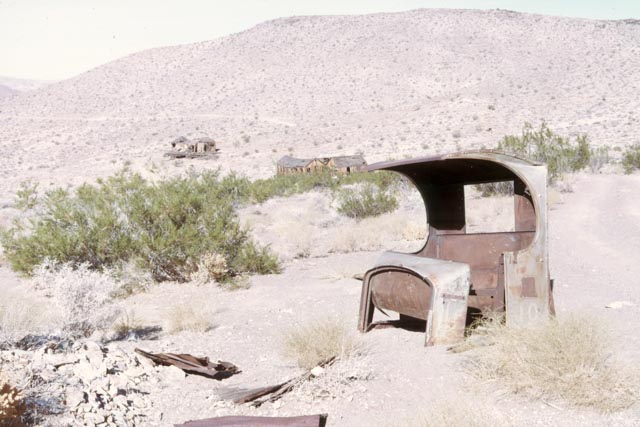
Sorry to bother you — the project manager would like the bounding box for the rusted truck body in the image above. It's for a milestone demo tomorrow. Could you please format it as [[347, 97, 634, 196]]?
[[358, 151, 554, 345]]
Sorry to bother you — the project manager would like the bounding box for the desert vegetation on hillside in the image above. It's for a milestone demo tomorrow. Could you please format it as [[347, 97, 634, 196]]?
[[231, 169, 401, 204], [497, 122, 592, 181], [476, 122, 610, 196], [335, 183, 399, 219], [621, 144, 640, 174]]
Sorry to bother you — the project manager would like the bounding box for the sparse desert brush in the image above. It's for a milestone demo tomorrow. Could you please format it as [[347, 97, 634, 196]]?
[[0, 372, 26, 426], [241, 169, 401, 204], [474, 180, 514, 197], [1, 169, 280, 282], [495, 121, 594, 182], [193, 251, 230, 283], [589, 145, 610, 173], [335, 184, 399, 219], [282, 317, 361, 369], [32, 261, 121, 338], [0, 292, 50, 346], [394, 398, 510, 427], [166, 303, 213, 334], [466, 314, 639, 412], [111, 309, 142, 339], [621, 144, 640, 174]]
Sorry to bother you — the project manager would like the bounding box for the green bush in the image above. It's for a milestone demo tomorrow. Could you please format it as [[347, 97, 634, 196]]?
[[335, 184, 399, 219], [497, 122, 593, 182], [236, 170, 401, 204], [1, 170, 281, 282], [621, 145, 640, 174], [474, 181, 514, 197]]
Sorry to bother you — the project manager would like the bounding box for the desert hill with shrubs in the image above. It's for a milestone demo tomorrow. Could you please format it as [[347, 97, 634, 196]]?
[[0, 8, 639, 199]]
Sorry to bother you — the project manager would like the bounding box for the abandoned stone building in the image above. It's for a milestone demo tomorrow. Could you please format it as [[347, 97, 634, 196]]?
[[167, 136, 218, 158], [276, 155, 367, 175]]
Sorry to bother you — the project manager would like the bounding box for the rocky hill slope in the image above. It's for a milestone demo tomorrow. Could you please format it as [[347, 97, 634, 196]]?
[[0, 9, 638, 195]]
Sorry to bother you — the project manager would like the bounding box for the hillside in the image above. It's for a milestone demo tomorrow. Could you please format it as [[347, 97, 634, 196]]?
[[0, 84, 16, 99], [0, 8, 639, 196]]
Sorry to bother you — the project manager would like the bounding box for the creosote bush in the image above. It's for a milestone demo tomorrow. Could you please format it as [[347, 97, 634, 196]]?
[[467, 313, 639, 412], [235, 169, 401, 204], [1, 170, 280, 282], [335, 184, 399, 219], [474, 181, 514, 197], [621, 144, 640, 174], [496, 122, 594, 182]]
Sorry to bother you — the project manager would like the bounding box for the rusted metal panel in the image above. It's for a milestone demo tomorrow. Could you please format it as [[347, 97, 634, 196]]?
[[134, 349, 240, 380], [360, 252, 470, 346], [358, 150, 553, 343], [175, 414, 328, 427]]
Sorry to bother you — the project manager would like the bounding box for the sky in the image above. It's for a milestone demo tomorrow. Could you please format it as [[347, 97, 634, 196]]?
[[0, 0, 638, 81]]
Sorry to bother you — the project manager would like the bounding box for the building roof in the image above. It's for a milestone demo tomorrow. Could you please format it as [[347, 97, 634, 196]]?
[[171, 136, 190, 145], [194, 137, 216, 144], [330, 155, 367, 168], [277, 155, 314, 168]]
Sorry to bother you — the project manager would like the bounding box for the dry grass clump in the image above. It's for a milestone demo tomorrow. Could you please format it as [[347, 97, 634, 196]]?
[[0, 292, 49, 346], [282, 318, 361, 369], [192, 251, 230, 283], [111, 309, 142, 338], [395, 398, 510, 427], [166, 303, 213, 334], [0, 372, 26, 426], [467, 314, 639, 412]]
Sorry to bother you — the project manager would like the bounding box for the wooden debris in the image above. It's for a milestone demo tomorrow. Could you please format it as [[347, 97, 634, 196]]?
[[175, 414, 328, 427], [220, 357, 336, 407], [134, 348, 240, 380]]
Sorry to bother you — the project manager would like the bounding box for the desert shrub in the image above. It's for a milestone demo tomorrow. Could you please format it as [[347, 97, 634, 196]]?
[[335, 184, 399, 219], [589, 146, 610, 173], [194, 252, 230, 282], [239, 170, 401, 204], [621, 144, 640, 174], [474, 181, 514, 197], [497, 122, 593, 182], [0, 373, 26, 426], [467, 314, 639, 412], [1, 170, 280, 281], [32, 261, 121, 337], [0, 293, 49, 346], [282, 318, 360, 369], [111, 309, 142, 340], [166, 303, 213, 334]]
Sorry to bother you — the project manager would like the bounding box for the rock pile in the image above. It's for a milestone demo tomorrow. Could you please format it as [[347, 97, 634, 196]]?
[[0, 340, 156, 426]]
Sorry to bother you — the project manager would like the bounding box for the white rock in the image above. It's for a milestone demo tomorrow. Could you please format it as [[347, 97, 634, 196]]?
[[66, 389, 86, 408], [160, 365, 186, 382], [84, 346, 105, 369], [123, 366, 145, 379], [310, 366, 325, 377], [131, 394, 146, 408], [605, 300, 634, 309], [74, 361, 101, 384]]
